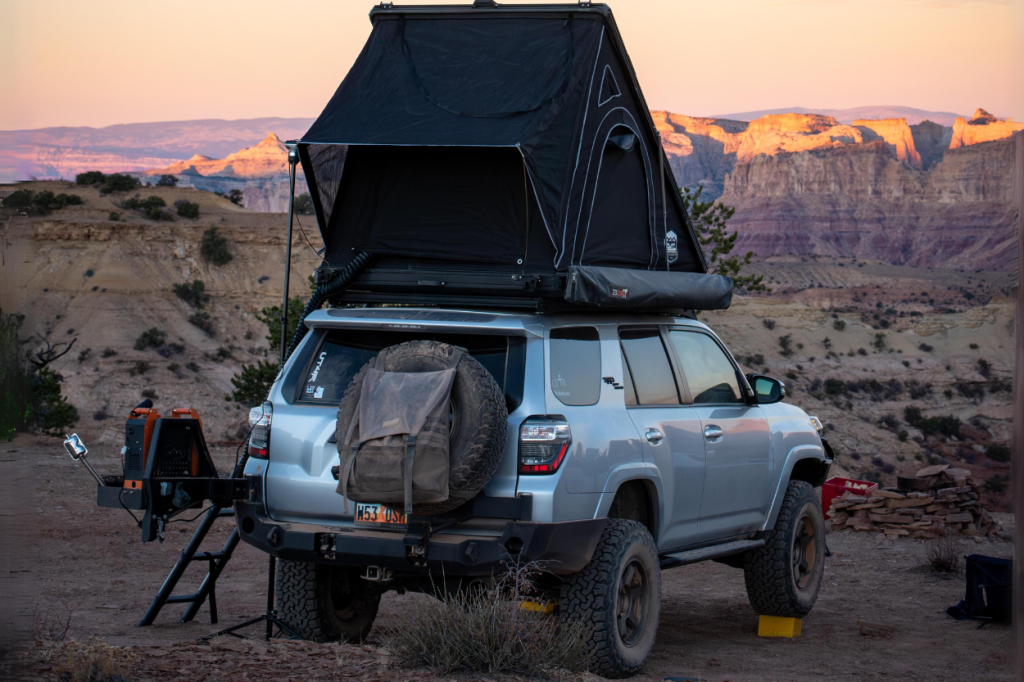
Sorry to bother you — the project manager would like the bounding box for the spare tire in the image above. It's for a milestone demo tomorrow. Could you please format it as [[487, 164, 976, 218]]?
[[335, 340, 508, 514]]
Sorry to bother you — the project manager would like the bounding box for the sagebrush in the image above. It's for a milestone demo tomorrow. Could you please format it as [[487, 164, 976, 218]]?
[[383, 562, 590, 676]]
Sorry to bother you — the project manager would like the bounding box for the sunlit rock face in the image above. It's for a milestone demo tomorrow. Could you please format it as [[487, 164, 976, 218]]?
[[949, 109, 1024, 150]]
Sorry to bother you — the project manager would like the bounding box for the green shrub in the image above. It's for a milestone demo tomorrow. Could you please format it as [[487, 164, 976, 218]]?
[[200, 228, 232, 265], [76, 171, 106, 185], [832, 319, 846, 332], [983, 475, 1008, 494], [986, 444, 1010, 463], [918, 342, 934, 353], [823, 378, 846, 396], [167, 363, 180, 372], [100, 173, 141, 194], [140, 388, 158, 400], [0, 310, 32, 440], [108, 211, 120, 221], [188, 311, 214, 335], [128, 361, 151, 376], [32, 368, 78, 435], [231, 360, 280, 406], [294, 193, 314, 215], [778, 334, 793, 357], [919, 415, 961, 438], [156, 174, 178, 187], [227, 189, 244, 206], [256, 297, 304, 353], [904, 405, 923, 426], [101, 348, 117, 358], [175, 200, 200, 219], [3, 189, 35, 209], [173, 280, 209, 308], [134, 328, 166, 350], [30, 191, 83, 213]]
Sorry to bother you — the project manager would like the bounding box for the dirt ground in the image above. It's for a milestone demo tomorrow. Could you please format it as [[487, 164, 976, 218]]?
[[1, 434, 1016, 682]]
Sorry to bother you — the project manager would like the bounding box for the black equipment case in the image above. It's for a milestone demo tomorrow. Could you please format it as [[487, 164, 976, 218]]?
[[297, 2, 733, 313]]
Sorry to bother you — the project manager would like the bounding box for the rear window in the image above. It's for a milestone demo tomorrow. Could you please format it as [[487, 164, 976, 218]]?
[[295, 329, 524, 412], [549, 327, 601, 406]]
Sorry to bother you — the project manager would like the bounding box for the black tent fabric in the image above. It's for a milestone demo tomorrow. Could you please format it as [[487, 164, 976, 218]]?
[[298, 3, 707, 277]]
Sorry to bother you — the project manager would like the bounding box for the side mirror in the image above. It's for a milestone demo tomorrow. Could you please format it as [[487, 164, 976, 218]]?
[[746, 374, 785, 404]]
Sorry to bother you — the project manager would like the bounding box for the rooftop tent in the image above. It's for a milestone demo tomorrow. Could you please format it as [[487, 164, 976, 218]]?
[[297, 2, 726, 310]]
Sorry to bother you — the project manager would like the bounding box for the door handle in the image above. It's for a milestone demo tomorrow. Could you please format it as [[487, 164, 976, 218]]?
[[645, 428, 664, 445], [704, 425, 723, 442]]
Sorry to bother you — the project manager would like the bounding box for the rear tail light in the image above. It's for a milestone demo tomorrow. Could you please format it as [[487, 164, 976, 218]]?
[[518, 416, 571, 474], [247, 400, 273, 458]]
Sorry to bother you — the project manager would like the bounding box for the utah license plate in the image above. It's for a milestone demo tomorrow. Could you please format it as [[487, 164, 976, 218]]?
[[354, 503, 408, 527]]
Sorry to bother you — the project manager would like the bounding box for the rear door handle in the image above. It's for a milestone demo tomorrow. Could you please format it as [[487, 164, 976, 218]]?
[[704, 425, 723, 442], [645, 428, 664, 445]]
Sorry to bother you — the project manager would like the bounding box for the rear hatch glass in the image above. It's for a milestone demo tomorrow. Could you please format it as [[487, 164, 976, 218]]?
[[294, 329, 525, 412]]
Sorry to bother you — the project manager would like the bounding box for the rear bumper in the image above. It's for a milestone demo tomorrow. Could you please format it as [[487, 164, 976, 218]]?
[[233, 500, 607, 577]]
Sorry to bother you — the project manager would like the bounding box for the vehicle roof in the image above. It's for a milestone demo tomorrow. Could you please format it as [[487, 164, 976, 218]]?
[[304, 307, 712, 338]]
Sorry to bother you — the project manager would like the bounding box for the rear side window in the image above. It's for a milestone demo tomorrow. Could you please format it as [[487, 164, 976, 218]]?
[[619, 328, 679, 405], [549, 327, 601, 406]]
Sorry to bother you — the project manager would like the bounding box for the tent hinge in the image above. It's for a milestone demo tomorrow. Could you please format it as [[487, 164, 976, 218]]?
[[579, 1, 592, 6]]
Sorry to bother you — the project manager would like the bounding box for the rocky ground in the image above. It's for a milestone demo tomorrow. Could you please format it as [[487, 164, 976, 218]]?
[[0, 435, 1015, 682]]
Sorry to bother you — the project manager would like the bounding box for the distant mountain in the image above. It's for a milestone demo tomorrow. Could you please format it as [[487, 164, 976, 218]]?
[[0, 117, 314, 183], [711, 106, 967, 127]]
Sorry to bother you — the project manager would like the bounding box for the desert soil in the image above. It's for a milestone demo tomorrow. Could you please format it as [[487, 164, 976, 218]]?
[[1, 435, 1014, 682]]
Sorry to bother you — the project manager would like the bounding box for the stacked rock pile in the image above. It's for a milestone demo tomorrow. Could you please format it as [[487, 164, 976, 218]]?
[[826, 464, 1000, 539]]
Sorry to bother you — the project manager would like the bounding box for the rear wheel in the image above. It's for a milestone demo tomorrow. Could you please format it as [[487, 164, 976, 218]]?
[[276, 561, 380, 642], [559, 519, 660, 679], [743, 480, 825, 617]]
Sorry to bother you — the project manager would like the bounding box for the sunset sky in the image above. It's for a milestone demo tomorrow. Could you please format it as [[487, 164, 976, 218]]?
[[1, 0, 1022, 130]]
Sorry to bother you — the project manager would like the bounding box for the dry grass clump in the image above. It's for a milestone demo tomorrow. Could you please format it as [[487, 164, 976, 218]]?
[[44, 637, 135, 682], [382, 562, 590, 676], [927, 535, 964, 576]]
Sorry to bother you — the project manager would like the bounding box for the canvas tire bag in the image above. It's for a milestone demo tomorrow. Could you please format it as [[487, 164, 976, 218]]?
[[335, 347, 463, 514]]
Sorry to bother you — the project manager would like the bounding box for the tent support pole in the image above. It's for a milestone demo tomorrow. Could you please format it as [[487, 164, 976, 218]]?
[[658, 131, 668, 271], [281, 146, 299, 365], [1012, 129, 1023, 682]]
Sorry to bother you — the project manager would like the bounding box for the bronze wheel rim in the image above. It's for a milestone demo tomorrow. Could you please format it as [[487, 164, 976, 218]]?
[[791, 512, 817, 590], [616, 559, 648, 646]]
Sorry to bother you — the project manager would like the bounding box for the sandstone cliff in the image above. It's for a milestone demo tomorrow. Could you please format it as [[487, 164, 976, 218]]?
[[949, 109, 1024, 150], [721, 138, 1018, 269], [852, 118, 921, 169]]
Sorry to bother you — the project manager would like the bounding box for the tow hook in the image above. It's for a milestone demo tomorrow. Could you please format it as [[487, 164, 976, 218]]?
[[361, 566, 394, 583]]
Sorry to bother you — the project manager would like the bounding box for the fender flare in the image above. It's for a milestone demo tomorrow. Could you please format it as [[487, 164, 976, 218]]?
[[760, 444, 829, 532], [592, 462, 660, 537]]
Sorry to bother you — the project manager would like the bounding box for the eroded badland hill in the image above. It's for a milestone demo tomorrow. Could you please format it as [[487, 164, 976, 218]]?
[[0, 181, 1015, 514]]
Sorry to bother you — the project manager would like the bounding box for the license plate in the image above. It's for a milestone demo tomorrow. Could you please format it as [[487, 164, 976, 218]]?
[[354, 503, 408, 527]]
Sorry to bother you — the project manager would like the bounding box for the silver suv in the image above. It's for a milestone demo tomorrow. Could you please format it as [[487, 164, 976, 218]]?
[[236, 306, 832, 678]]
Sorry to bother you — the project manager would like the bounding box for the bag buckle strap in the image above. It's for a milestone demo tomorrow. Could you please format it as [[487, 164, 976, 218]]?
[[403, 434, 416, 515], [341, 441, 363, 514]]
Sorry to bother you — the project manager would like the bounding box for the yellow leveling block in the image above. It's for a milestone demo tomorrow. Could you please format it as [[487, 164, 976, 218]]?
[[758, 615, 802, 638]]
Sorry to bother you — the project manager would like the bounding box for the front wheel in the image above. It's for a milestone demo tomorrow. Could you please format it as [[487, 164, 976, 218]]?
[[559, 519, 661, 679], [743, 480, 825, 617]]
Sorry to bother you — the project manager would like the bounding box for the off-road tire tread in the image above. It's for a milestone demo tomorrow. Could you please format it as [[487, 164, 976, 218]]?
[[743, 480, 823, 617], [276, 560, 379, 643], [560, 519, 660, 679], [336, 340, 507, 514]]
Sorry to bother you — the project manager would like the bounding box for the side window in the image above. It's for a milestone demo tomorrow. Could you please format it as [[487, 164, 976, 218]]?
[[668, 330, 744, 404], [550, 327, 601, 406], [619, 328, 680, 405]]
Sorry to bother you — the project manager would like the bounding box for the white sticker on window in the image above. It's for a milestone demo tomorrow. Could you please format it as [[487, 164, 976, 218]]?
[[309, 351, 327, 382], [314, 386, 324, 399]]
